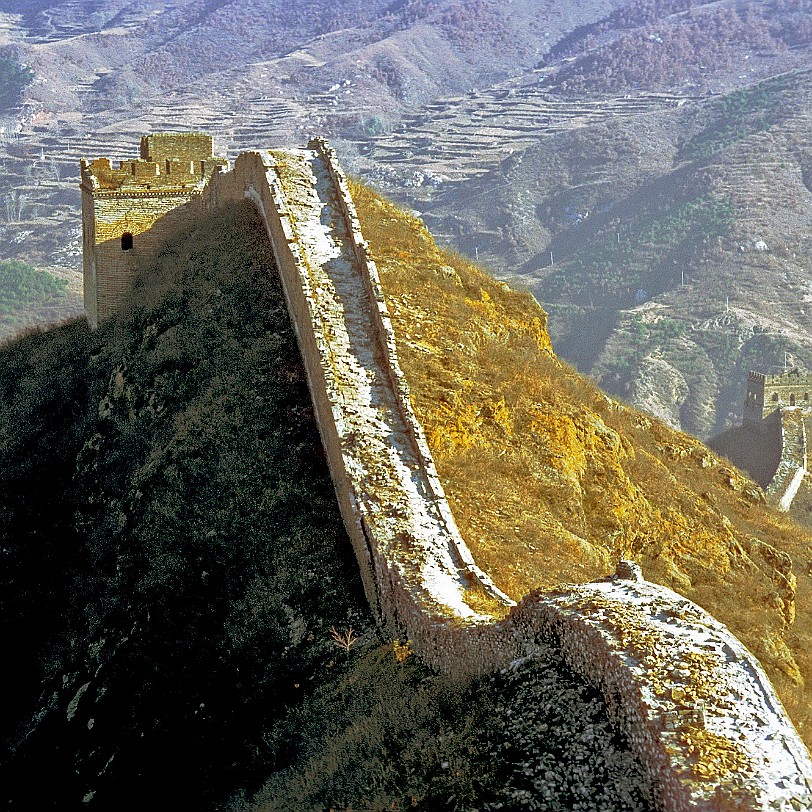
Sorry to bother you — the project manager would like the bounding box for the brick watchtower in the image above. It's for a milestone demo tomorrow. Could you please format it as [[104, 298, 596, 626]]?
[[80, 132, 227, 328], [745, 368, 812, 422]]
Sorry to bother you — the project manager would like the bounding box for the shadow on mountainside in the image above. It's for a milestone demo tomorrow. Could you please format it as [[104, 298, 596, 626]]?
[[0, 201, 651, 810], [708, 409, 783, 489]]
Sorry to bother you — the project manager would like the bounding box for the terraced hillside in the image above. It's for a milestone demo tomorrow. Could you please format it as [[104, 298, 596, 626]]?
[[362, 81, 691, 184], [361, 66, 812, 439], [0, 0, 630, 328], [5, 0, 812, 443]]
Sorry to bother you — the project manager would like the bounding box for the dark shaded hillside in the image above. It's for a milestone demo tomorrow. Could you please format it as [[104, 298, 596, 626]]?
[[0, 201, 650, 810], [0, 202, 370, 807], [251, 647, 649, 812]]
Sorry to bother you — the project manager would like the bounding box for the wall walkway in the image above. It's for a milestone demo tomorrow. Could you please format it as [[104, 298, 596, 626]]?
[[195, 141, 812, 810], [767, 409, 809, 512]]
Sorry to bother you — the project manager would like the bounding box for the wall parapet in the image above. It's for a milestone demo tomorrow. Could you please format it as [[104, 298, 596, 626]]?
[[308, 136, 513, 609], [82, 135, 812, 810], [766, 408, 808, 511]]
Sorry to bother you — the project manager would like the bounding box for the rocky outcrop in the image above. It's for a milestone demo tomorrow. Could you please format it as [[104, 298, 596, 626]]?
[[511, 569, 812, 811]]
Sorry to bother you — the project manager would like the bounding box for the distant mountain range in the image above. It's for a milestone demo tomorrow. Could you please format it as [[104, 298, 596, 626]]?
[[1, 0, 811, 437]]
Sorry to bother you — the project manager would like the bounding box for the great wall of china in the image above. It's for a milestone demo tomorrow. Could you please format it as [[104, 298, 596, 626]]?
[[767, 408, 808, 512], [710, 370, 812, 513], [80, 136, 812, 810]]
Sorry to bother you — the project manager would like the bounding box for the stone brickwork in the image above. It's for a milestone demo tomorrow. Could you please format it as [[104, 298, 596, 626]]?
[[140, 132, 215, 163], [78, 135, 812, 809], [746, 368, 812, 422], [80, 132, 227, 328]]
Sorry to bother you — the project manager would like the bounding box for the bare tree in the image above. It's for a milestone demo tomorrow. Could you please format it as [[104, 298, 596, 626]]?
[[329, 625, 358, 655]]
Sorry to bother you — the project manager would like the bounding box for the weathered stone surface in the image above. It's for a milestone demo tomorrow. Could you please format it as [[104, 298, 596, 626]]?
[[79, 135, 812, 810]]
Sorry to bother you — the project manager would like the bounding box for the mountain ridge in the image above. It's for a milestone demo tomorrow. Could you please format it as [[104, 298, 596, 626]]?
[[353, 179, 812, 748]]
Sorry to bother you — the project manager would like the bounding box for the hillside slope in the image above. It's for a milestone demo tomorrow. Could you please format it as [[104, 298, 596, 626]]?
[[366, 70, 812, 437], [352, 181, 812, 748], [0, 201, 653, 810], [3, 169, 811, 806]]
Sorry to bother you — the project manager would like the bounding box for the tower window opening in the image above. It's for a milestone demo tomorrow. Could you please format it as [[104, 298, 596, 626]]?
[[791, 393, 796, 406], [772, 393, 779, 403], [121, 232, 134, 251]]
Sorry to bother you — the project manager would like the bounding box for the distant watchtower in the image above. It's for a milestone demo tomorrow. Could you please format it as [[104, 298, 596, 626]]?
[[745, 368, 812, 422], [80, 132, 227, 328]]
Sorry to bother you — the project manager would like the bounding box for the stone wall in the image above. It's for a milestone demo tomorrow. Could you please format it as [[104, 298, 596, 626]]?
[[311, 137, 514, 611], [198, 146, 514, 628], [83, 188, 198, 327], [199, 145, 812, 810], [747, 368, 812, 421], [720, 377, 810, 508], [509, 572, 812, 811], [79, 136, 812, 809], [767, 408, 808, 511]]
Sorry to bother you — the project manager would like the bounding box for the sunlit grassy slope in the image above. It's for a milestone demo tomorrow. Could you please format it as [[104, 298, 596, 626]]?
[[351, 180, 812, 747]]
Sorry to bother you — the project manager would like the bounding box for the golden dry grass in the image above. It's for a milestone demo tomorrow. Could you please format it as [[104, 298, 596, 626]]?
[[351, 179, 812, 748]]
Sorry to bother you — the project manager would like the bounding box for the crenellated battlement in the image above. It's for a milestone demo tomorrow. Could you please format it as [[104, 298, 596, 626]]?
[[745, 366, 812, 422], [80, 132, 228, 328], [80, 156, 216, 192], [80, 132, 227, 195]]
